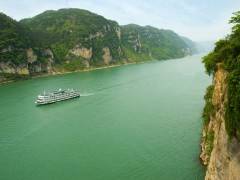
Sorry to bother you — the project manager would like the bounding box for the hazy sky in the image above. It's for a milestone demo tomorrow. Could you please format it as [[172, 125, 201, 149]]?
[[1, 0, 240, 41]]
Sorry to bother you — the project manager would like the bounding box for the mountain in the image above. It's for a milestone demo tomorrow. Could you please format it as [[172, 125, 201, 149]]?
[[180, 36, 198, 53], [19, 8, 124, 73], [0, 8, 196, 83], [20, 9, 122, 66], [121, 24, 196, 61]]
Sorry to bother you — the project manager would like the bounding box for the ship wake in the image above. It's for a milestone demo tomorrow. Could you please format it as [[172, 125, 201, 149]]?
[[81, 93, 94, 97]]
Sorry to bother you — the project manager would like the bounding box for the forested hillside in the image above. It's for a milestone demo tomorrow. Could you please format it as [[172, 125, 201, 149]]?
[[0, 8, 196, 82], [121, 24, 195, 61]]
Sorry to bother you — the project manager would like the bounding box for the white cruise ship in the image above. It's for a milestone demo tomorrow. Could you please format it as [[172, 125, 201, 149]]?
[[35, 89, 80, 105]]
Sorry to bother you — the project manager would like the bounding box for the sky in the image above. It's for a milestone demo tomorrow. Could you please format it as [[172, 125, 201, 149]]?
[[0, 0, 240, 41]]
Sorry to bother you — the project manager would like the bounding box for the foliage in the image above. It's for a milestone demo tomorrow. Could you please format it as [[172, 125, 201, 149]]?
[[0, 13, 31, 65], [202, 85, 214, 126], [203, 11, 240, 139], [205, 130, 214, 158], [63, 60, 86, 71], [51, 43, 69, 63], [20, 9, 118, 46], [122, 47, 152, 62]]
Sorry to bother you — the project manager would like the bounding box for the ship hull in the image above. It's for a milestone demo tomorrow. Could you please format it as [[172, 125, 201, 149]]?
[[35, 90, 80, 105], [36, 94, 80, 105]]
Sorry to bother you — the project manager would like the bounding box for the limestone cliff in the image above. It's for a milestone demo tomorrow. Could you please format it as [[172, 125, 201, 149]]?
[[0, 47, 55, 83], [200, 65, 240, 180], [70, 45, 93, 60], [102, 47, 112, 65]]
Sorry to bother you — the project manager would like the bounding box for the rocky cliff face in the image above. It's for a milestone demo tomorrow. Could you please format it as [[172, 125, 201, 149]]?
[[0, 62, 29, 75], [200, 65, 240, 180], [0, 48, 54, 73]]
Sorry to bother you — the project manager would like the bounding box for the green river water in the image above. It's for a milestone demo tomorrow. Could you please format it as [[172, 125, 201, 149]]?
[[0, 54, 211, 180]]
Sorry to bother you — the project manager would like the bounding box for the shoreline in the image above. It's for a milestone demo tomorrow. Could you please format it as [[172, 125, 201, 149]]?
[[32, 61, 146, 79], [0, 61, 147, 86], [0, 54, 202, 86]]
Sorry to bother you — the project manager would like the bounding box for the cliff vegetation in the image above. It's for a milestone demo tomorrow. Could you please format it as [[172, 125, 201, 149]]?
[[203, 11, 240, 140]]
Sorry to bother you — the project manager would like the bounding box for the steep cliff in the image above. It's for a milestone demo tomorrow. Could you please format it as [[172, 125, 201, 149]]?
[[201, 11, 240, 180], [200, 65, 240, 180]]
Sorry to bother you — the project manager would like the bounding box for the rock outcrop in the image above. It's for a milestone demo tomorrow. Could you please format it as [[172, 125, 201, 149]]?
[[70, 45, 92, 60], [27, 48, 37, 63], [200, 65, 240, 180], [102, 47, 112, 65], [0, 62, 29, 75]]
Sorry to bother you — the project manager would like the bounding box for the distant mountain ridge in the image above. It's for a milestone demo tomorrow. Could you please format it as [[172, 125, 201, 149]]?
[[121, 24, 196, 61], [0, 8, 197, 83]]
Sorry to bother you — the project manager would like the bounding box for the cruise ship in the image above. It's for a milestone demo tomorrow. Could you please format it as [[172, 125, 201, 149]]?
[[35, 89, 80, 105]]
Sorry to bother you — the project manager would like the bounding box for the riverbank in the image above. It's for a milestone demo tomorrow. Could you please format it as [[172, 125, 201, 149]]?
[[0, 61, 147, 86]]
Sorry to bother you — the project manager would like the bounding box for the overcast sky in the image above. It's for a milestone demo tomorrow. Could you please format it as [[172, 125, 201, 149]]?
[[1, 0, 240, 41]]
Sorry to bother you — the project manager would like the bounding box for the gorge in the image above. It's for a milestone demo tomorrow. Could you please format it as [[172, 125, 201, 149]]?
[[2, 4, 240, 180]]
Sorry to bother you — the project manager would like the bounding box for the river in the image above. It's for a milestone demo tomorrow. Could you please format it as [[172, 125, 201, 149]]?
[[0, 54, 211, 180]]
